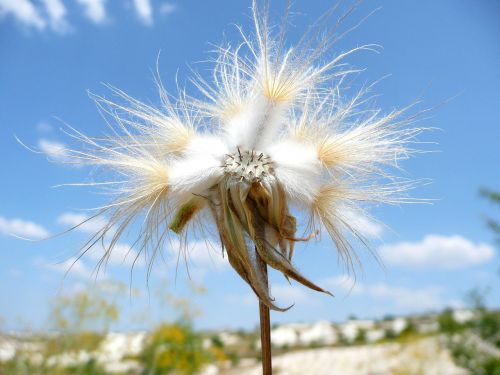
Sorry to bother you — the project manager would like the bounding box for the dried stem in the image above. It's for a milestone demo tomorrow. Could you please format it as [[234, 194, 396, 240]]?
[[257, 248, 272, 375]]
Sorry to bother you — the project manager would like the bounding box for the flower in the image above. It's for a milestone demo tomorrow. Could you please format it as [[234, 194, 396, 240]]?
[[62, 1, 426, 311]]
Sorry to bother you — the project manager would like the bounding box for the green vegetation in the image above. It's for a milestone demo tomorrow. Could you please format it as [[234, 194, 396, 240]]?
[[138, 322, 218, 374], [0, 281, 225, 375], [0, 357, 110, 375], [438, 308, 464, 334], [1, 277, 498, 374], [0, 284, 119, 375], [480, 188, 500, 244], [354, 329, 367, 345], [440, 189, 500, 374], [44, 287, 120, 357], [445, 290, 500, 375]]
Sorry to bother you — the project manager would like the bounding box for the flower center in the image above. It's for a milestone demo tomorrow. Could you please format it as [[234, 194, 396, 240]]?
[[224, 148, 273, 182]]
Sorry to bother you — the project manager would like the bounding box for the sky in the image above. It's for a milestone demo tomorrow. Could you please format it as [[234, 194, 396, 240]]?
[[0, 0, 499, 331]]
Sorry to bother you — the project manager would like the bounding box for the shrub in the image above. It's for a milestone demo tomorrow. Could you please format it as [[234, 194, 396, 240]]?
[[139, 322, 213, 374]]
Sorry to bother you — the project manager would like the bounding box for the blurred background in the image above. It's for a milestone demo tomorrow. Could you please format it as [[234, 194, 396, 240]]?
[[0, 0, 499, 374]]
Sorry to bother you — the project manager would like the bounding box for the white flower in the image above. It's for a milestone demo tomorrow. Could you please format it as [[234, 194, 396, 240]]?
[[62, 1, 426, 310]]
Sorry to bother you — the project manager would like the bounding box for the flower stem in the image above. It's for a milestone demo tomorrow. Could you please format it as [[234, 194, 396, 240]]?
[[257, 249, 272, 375]]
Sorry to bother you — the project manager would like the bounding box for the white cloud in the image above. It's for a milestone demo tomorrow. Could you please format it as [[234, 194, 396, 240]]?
[[57, 212, 144, 268], [41, 0, 69, 33], [159, 2, 176, 16], [133, 0, 152, 25], [231, 289, 304, 310], [58, 214, 222, 272], [35, 256, 93, 279], [366, 283, 444, 311], [155, 239, 229, 282], [235, 281, 325, 309], [379, 234, 495, 269], [235, 279, 455, 316], [344, 210, 384, 238], [86, 242, 145, 268], [2, 0, 175, 32], [36, 122, 53, 133], [57, 212, 107, 234], [38, 138, 69, 163], [8, 268, 23, 278], [76, 0, 106, 24], [239, 293, 258, 307], [271, 284, 310, 304], [59, 281, 87, 295], [169, 239, 228, 270], [0, 216, 49, 239], [321, 275, 362, 294], [0, 0, 46, 29]]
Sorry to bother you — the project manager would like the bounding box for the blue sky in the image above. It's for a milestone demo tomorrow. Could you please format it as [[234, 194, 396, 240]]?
[[0, 0, 499, 331]]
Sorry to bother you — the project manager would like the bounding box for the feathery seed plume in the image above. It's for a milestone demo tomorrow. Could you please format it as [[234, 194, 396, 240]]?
[[59, 1, 427, 311]]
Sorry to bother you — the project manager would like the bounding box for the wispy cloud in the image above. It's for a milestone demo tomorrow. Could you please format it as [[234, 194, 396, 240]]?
[[379, 234, 495, 269], [2, 0, 176, 32], [344, 211, 384, 238], [0, 0, 45, 30], [86, 242, 145, 268], [271, 284, 311, 304], [0, 0, 70, 33], [59, 215, 228, 273], [234, 279, 456, 316], [41, 0, 69, 33], [57, 212, 144, 268], [35, 256, 93, 279], [36, 137, 82, 167], [320, 274, 362, 295], [76, 0, 107, 24], [36, 122, 54, 133], [159, 2, 176, 16], [37, 138, 70, 164], [365, 283, 445, 311], [152, 239, 229, 283], [0, 216, 50, 239], [232, 285, 316, 310], [57, 212, 107, 234], [267, 275, 361, 306], [132, 0, 152, 25], [168, 239, 228, 271]]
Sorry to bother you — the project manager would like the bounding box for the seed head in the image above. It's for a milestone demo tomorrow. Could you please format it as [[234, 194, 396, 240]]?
[[56, 1, 428, 310]]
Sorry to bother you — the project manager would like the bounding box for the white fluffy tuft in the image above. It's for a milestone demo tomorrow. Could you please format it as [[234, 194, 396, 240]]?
[[266, 139, 322, 206], [53, 1, 429, 296], [169, 135, 228, 204], [224, 94, 288, 150]]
